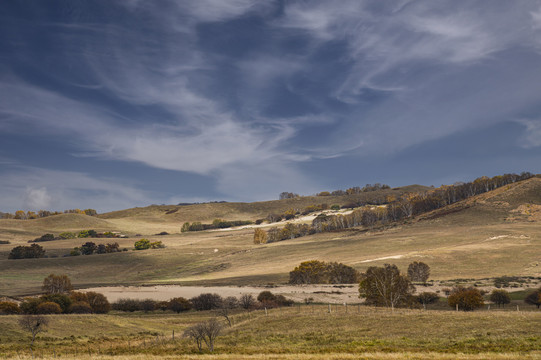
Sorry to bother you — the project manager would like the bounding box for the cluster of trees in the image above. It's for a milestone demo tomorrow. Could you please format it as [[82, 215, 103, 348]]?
[[359, 263, 540, 311], [25, 230, 124, 245], [289, 260, 359, 284], [256, 173, 535, 242], [70, 241, 123, 256], [14, 291, 111, 315], [181, 219, 253, 232], [1, 209, 98, 220], [134, 239, 164, 250], [0, 274, 110, 315], [8, 244, 45, 259], [358, 263, 485, 311], [317, 183, 391, 197], [112, 291, 292, 315], [279, 192, 300, 200], [112, 297, 191, 313]]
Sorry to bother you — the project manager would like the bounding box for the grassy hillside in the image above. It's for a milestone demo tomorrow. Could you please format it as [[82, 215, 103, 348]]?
[[98, 185, 430, 225], [0, 214, 118, 243], [0, 179, 539, 296]]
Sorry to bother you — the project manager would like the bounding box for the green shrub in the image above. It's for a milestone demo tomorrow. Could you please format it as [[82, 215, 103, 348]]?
[[40, 294, 72, 313], [181, 222, 190, 232], [19, 298, 43, 314], [134, 239, 151, 250], [330, 204, 340, 210], [78, 230, 97, 238], [59, 232, 76, 239], [150, 241, 165, 249], [188, 222, 204, 231]]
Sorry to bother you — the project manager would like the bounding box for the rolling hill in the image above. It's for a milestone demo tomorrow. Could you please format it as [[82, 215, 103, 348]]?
[[0, 178, 539, 296]]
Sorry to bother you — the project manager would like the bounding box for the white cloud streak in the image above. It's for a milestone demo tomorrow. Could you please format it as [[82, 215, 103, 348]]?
[[517, 119, 541, 148], [0, 167, 154, 212]]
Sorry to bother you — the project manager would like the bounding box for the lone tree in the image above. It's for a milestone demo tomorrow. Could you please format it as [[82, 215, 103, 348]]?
[[201, 318, 223, 352], [184, 322, 205, 351], [524, 288, 541, 309], [490, 289, 511, 308], [359, 264, 415, 310], [42, 274, 73, 294], [18, 315, 49, 346], [407, 261, 430, 283], [184, 318, 223, 352], [253, 228, 268, 244], [448, 286, 484, 311]]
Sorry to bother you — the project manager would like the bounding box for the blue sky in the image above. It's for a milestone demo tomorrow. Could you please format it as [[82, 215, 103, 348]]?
[[1, 0, 541, 212]]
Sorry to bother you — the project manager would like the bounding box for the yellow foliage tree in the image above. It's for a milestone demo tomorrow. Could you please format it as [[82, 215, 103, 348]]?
[[253, 229, 267, 244]]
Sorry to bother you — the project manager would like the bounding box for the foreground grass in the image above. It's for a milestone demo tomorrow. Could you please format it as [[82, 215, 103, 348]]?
[[6, 353, 541, 360], [1, 306, 540, 359]]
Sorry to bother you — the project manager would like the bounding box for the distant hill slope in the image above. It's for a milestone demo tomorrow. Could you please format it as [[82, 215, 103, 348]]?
[[418, 177, 541, 225], [0, 214, 118, 242], [99, 184, 431, 223]]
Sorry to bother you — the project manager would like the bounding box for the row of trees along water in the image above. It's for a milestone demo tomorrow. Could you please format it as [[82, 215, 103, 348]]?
[[255, 172, 534, 243]]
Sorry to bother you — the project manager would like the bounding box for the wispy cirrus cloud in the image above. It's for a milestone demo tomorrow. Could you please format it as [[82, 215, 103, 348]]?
[[0, 0, 540, 212]]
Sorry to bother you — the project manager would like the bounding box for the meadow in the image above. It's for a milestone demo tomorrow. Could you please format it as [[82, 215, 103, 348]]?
[[1, 305, 540, 359]]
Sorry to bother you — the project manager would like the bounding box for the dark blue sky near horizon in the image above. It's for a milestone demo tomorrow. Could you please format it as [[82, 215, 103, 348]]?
[[1, 0, 541, 212]]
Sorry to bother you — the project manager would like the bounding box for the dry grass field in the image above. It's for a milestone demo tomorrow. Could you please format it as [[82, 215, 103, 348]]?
[[0, 306, 540, 359]]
